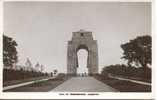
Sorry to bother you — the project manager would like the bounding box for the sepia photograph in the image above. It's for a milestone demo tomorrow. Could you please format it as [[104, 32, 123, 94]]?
[[0, 0, 154, 99], [2, 1, 152, 93]]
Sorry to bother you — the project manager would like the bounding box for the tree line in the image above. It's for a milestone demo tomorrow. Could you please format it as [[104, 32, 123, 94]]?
[[3, 35, 58, 81], [101, 35, 151, 81]]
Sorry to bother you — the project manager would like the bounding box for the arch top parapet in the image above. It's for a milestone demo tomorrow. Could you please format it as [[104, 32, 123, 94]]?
[[72, 29, 93, 40]]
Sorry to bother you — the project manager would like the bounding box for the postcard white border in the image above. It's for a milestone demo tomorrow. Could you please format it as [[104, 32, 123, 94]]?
[[0, 0, 156, 99]]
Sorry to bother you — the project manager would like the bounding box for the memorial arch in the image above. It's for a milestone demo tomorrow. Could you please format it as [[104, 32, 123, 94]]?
[[67, 30, 98, 75]]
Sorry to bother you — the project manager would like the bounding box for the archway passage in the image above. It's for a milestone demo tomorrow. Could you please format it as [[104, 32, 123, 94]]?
[[67, 30, 98, 75], [77, 49, 88, 76]]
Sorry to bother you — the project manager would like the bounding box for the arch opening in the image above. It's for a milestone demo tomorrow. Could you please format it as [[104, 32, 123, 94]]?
[[77, 49, 88, 76]]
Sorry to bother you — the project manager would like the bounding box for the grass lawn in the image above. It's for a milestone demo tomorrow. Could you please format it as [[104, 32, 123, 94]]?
[[4, 76, 69, 92], [94, 75, 151, 92], [3, 76, 50, 86]]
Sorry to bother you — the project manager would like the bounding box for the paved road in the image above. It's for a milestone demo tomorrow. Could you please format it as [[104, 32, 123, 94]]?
[[50, 77, 118, 92]]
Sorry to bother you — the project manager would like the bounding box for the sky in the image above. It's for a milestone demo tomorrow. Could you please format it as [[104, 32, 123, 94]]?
[[4, 2, 151, 73]]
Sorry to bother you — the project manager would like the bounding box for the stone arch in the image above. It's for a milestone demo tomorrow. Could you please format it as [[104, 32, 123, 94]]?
[[67, 30, 98, 75], [76, 44, 89, 52]]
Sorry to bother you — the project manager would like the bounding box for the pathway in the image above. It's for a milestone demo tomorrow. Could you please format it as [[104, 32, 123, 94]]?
[[50, 77, 118, 92]]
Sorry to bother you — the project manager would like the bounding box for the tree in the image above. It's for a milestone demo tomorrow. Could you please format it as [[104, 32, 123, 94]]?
[[3, 35, 18, 68], [50, 72, 53, 77], [35, 62, 40, 72], [40, 64, 44, 72], [25, 58, 32, 67], [121, 35, 151, 68], [102, 64, 138, 77], [53, 69, 58, 75]]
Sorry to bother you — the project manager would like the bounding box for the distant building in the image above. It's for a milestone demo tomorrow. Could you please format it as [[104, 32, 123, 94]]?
[[24, 58, 33, 71]]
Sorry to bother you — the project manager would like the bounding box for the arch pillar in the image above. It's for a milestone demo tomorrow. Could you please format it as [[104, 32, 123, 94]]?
[[67, 30, 98, 75]]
